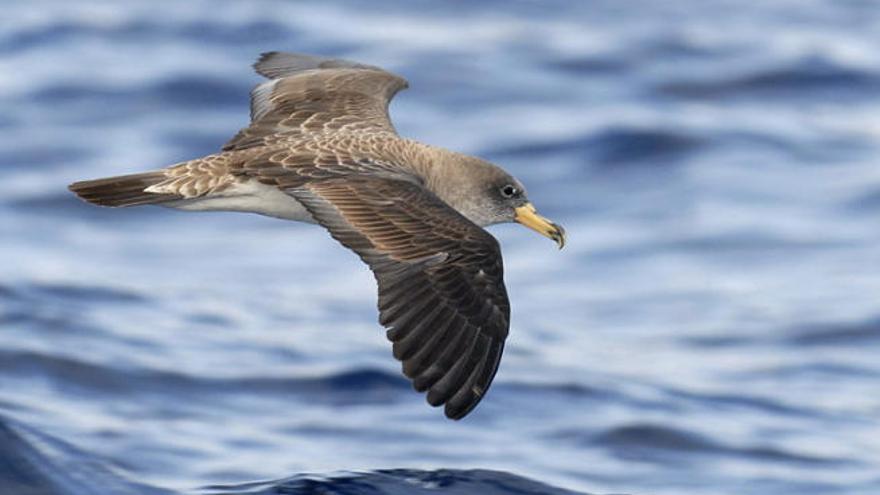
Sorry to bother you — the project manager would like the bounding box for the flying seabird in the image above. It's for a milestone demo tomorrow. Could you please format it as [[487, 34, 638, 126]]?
[[69, 52, 566, 419]]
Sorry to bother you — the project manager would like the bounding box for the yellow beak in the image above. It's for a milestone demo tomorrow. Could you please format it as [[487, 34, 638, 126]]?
[[514, 203, 566, 249]]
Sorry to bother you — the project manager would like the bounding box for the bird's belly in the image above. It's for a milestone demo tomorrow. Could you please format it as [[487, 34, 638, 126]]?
[[163, 180, 316, 223]]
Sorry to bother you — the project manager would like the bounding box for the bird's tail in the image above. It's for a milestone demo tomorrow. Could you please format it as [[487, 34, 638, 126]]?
[[68, 171, 177, 207]]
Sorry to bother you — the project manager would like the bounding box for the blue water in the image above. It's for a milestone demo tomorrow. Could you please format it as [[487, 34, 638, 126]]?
[[2, 1, 880, 494]]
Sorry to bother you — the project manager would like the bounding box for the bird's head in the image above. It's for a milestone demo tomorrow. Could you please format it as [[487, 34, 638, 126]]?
[[445, 160, 566, 249]]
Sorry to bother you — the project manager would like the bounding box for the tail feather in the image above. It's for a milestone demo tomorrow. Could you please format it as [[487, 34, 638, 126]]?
[[68, 171, 179, 207]]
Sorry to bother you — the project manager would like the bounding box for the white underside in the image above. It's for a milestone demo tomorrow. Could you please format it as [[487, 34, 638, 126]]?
[[162, 180, 317, 223]]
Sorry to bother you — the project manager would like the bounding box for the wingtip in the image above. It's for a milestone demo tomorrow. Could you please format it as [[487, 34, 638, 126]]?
[[444, 405, 470, 421], [68, 180, 93, 200], [255, 51, 278, 63], [253, 51, 277, 72], [444, 388, 490, 420]]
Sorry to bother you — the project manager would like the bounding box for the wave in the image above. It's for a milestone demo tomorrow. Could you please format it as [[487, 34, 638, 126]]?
[[0, 349, 409, 400], [205, 469, 589, 495], [658, 57, 880, 100], [0, 145, 92, 171], [589, 423, 845, 466], [0, 19, 291, 54], [31, 77, 249, 110], [0, 414, 587, 495], [0, 415, 175, 495], [489, 126, 705, 165], [785, 316, 880, 347]]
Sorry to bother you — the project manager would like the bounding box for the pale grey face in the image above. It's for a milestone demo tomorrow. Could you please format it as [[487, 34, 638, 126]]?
[[482, 173, 529, 224], [448, 166, 524, 227], [481, 167, 566, 248], [437, 160, 565, 248]]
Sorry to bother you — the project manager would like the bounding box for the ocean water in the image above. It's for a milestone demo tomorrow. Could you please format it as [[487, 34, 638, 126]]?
[[2, 1, 880, 494]]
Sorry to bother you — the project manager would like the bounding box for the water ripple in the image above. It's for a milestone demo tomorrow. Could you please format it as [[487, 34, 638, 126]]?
[[659, 57, 880, 100], [590, 424, 848, 466], [0, 350, 408, 400], [786, 316, 880, 347], [491, 127, 705, 165]]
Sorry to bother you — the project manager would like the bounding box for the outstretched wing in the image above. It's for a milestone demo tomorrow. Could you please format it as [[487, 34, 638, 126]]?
[[290, 176, 510, 420], [223, 52, 409, 152]]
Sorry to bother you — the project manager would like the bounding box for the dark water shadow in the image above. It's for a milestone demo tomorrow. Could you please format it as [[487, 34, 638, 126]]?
[[204, 468, 591, 495], [0, 414, 591, 495], [0, 415, 175, 495], [581, 423, 850, 467], [657, 56, 880, 101]]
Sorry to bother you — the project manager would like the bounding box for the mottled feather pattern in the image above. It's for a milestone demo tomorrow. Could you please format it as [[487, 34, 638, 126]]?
[[145, 154, 238, 197], [141, 138, 420, 199], [291, 177, 509, 419], [223, 59, 407, 152], [68, 51, 516, 419]]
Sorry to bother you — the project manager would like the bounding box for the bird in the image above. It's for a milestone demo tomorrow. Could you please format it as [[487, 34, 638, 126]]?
[[68, 51, 565, 420]]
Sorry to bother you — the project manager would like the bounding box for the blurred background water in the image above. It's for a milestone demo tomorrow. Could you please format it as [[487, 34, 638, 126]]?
[[1, 1, 880, 494]]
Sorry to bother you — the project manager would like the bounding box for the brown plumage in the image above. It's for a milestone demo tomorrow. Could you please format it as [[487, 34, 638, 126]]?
[[69, 51, 565, 419]]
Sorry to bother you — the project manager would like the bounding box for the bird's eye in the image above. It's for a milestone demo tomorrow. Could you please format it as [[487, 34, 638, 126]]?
[[501, 185, 519, 198]]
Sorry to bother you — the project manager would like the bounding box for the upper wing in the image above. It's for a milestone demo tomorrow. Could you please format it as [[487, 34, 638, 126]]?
[[290, 176, 510, 420], [223, 52, 409, 152]]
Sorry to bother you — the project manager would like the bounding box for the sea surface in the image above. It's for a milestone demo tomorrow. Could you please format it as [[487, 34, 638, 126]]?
[[1, 1, 880, 494]]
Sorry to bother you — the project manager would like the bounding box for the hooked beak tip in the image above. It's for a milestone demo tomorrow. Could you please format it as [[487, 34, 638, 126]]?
[[514, 203, 566, 250], [551, 223, 566, 250]]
